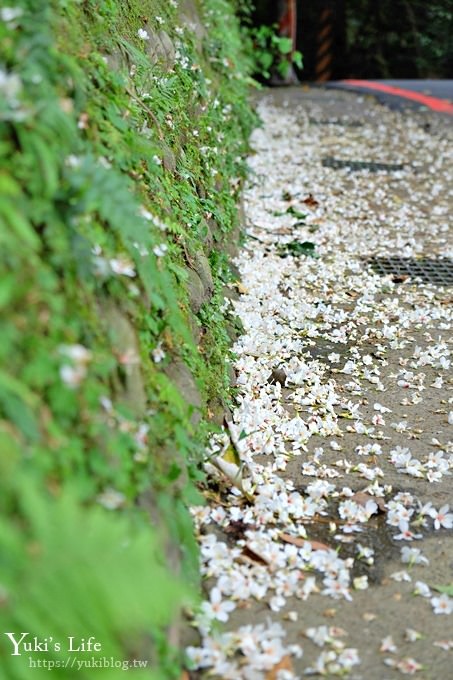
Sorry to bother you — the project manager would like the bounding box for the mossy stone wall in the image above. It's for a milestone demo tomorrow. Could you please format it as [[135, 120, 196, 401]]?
[[0, 1, 254, 677]]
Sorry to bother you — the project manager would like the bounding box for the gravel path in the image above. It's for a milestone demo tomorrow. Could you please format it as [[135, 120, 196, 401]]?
[[186, 88, 453, 679]]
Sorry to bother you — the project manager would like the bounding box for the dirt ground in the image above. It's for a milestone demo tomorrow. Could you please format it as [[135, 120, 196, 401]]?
[[186, 88, 453, 679]]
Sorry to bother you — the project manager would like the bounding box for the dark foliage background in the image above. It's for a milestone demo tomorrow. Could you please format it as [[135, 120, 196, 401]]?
[[345, 0, 453, 78], [250, 0, 453, 79]]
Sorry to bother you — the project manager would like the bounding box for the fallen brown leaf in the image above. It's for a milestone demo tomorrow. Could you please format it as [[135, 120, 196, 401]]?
[[351, 491, 386, 512], [237, 600, 253, 609], [201, 489, 224, 505], [224, 520, 252, 539], [322, 608, 337, 618], [228, 281, 248, 294], [280, 532, 330, 551], [302, 193, 320, 208], [266, 655, 294, 680], [242, 544, 270, 566], [272, 228, 293, 235], [270, 368, 287, 385]]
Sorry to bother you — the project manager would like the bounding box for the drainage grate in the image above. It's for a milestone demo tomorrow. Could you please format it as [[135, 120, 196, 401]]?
[[367, 256, 453, 286], [322, 157, 405, 172], [310, 118, 364, 127]]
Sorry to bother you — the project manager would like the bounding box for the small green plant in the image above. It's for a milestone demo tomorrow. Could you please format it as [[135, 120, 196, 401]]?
[[249, 23, 303, 80], [278, 240, 319, 259]]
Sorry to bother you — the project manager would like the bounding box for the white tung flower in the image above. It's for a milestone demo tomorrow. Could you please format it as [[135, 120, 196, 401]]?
[[305, 625, 332, 647], [60, 364, 86, 389], [59, 344, 92, 363], [59, 343, 92, 388], [353, 575, 368, 590], [0, 68, 22, 103], [201, 587, 236, 622], [380, 635, 397, 653], [431, 594, 453, 615], [153, 243, 168, 257], [374, 402, 391, 413], [139, 206, 153, 221], [390, 570, 412, 583], [401, 546, 429, 566], [338, 648, 360, 670], [152, 344, 166, 363], [137, 28, 150, 40], [97, 488, 126, 510], [65, 154, 81, 168], [405, 629, 422, 642], [413, 581, 431, 598], [109, 257, 136, 278], [428, 504, 453, 530], [1, 7, 24, 23]]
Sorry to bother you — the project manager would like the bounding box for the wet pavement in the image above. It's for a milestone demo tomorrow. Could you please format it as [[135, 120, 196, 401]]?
[[186, 87, 453, 679]]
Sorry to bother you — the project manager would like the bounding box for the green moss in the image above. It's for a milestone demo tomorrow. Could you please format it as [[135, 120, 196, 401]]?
[[0, 0, 255, 676]]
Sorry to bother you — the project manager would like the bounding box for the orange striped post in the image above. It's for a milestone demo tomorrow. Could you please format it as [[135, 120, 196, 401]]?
[[278, 0, 297, 48], [275, 0, 298, 83], [315, 4, 334, 82]]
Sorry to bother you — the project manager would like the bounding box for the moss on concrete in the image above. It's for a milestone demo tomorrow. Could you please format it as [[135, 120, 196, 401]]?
[[0, 0, 255, 676]]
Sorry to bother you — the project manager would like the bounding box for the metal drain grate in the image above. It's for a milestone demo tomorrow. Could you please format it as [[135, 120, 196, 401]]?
[[367, 256, 453, 286], [310, 118, 364, 127], [322, 157, 405, 172]]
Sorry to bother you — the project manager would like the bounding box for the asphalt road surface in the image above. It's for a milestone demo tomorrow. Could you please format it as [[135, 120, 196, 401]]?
[[325, 80, 453, 116]]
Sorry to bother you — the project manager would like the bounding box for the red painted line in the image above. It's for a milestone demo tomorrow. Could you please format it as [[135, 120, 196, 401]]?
[[340, 79, 453, 114]]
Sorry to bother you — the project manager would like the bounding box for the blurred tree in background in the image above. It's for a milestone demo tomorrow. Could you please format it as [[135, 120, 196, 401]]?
[[345, 0, 453, 78]]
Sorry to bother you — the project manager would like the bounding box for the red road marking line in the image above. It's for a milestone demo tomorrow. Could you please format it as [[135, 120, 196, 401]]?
[[340, 79, 453, 114]]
